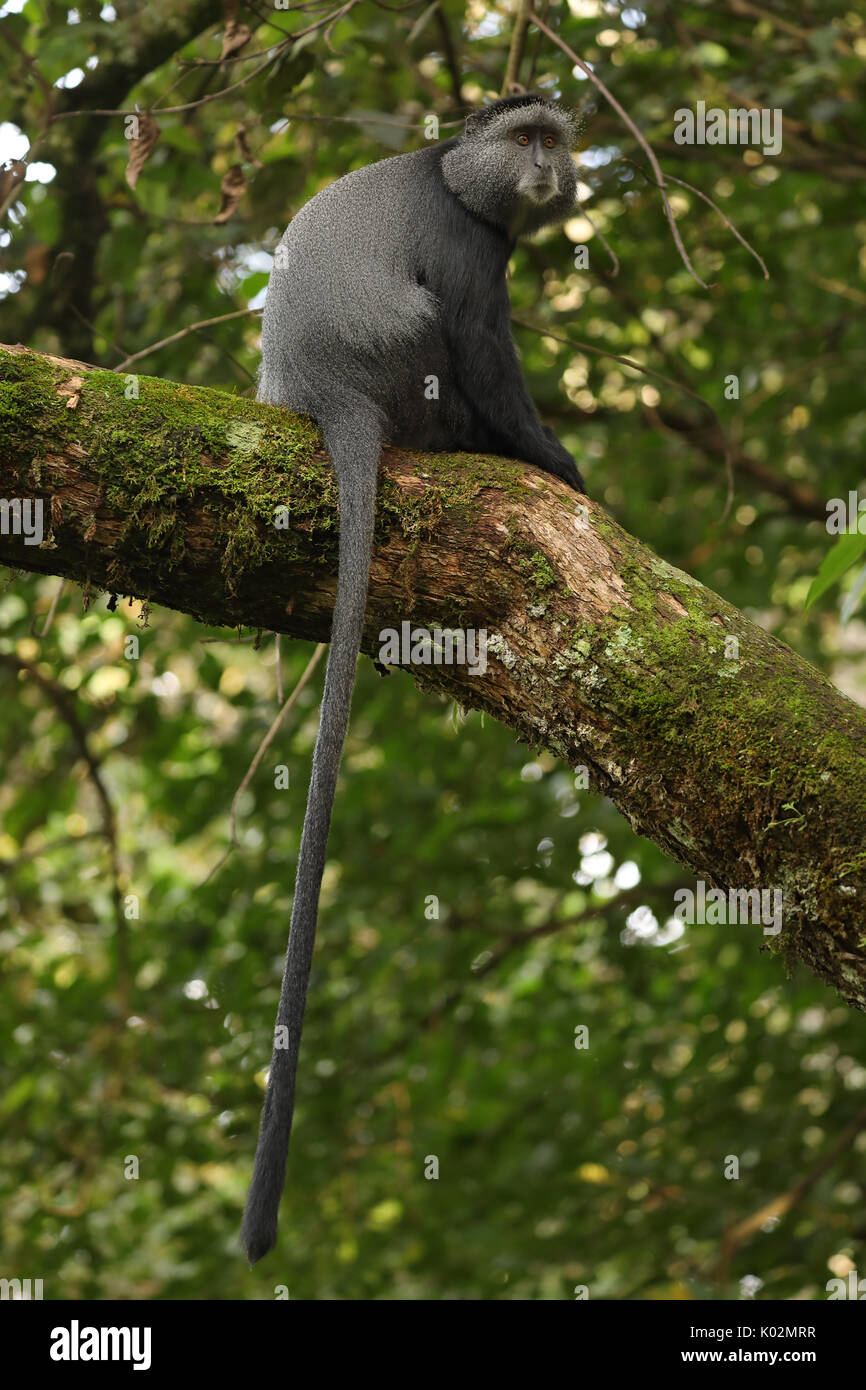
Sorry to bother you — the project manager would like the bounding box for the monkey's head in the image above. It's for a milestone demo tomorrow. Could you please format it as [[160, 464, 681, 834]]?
[[442, 95, 578, 237]]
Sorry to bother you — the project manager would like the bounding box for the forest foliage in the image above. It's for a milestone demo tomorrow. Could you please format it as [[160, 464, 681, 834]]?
[[1, 0, 865, 1299]]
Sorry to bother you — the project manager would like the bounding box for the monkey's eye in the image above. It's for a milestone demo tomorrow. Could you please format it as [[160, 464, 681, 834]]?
[[543, 135, 556, 149], [516, 132, 530, 146]]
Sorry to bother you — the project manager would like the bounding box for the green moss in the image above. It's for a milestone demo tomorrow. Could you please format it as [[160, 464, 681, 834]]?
[[0, 348, 544, 614], [412, 448, 526, 502], [377, 449, 527, 552], [505, 534, 560, 592]]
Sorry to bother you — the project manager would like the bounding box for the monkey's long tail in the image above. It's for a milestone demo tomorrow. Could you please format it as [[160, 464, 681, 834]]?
[[240, 412, 381, 1266]]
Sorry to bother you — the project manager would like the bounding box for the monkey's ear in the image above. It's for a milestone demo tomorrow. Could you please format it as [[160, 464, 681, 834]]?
[[563, 109, 583, 150]]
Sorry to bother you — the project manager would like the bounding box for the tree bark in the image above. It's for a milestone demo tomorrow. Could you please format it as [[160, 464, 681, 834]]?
[[2, 345, 865, 1004]]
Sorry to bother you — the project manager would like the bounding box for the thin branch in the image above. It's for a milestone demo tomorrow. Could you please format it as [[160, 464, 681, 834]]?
[[62, 298, 129, 364], [577, 205, 619, 276], [0, 652, 130, 1010], [513, 317, 823, 519], [0, 829, 103, 872], [372, 881, 683, 1063], [178, 42, 292, 69], [323, 0, 361, 52], [51, 1, 366, 123], [194, 327, 257, 383], [0, 21, 54, 100], [433, 2, 463, 106], [808, 274, 866, 308], [241, 0, 300, 41], [728, 0, 853, 51], [528, 8, 710, 288], [501, 0, 532, 96], [51, 48, 280, 120], [526, 0, 550, 88], [470, 880, 679, 981], [713, 1103, 866, 1284], [111, 309, 257, 373], [0, 26, 53, 222], [33, 577, 66, 637], [200, 642, 326, 885], [623, 159, 769, 280], [512, 315, 715, 413]]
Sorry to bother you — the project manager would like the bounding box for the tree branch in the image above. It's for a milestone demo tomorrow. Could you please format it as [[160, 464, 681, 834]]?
[[1, 344, 865, 1007]]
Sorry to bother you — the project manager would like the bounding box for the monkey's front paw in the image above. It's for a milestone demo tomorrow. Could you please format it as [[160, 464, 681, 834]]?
[[544, 448, 587, 495], [535, 431, 587, 493]]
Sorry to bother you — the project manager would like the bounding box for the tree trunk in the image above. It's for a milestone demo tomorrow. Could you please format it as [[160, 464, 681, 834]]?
[[1, 344, 865, 1003]]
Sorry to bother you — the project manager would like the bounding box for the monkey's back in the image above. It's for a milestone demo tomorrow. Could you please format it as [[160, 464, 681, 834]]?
[[258, 141, 508, 449]]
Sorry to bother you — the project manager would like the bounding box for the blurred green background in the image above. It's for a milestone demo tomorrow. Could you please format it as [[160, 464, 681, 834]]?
[[1, 0, 865, 1299]]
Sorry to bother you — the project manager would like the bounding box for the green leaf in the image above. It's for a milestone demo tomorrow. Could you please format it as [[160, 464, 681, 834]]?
[[840, 561, 866, 625], [240, 271, 268, 299], [804, 531, 866, 610], [1, 1075, 35, 1115]]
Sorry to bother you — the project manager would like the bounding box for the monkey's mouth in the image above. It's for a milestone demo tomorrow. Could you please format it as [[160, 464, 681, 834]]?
[[525, 180, 556, 202]]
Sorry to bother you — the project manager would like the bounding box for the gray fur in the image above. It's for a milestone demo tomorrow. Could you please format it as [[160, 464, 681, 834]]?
[[242, 95, 585, 1266]]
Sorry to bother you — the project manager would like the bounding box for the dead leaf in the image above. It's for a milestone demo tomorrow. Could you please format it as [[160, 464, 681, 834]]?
[[221, 19, 251, 62], [125, 113, 161, 191], [0, 159, 27, 204], [214, 164, 247, 224], [236, 126, 264, 169]]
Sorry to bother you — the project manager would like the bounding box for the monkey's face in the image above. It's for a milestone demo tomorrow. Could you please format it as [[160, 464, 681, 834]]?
[[485, 110, 577, 230], [512, 126, 565, 204], [443, 99, 578, 235]]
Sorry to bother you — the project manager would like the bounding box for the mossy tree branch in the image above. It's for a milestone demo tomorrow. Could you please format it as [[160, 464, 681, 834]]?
[[1, 345, 865, 1005]]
